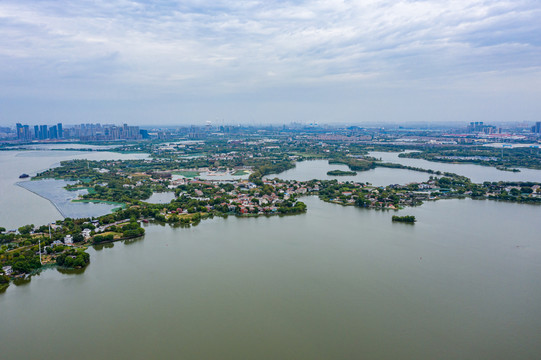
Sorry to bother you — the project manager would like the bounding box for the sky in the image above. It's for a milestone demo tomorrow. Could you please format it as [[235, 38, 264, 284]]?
[[1, 0, 540, 126]]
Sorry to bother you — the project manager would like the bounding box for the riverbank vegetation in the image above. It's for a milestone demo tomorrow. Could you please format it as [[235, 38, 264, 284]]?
[[56, 248, 90, 268]]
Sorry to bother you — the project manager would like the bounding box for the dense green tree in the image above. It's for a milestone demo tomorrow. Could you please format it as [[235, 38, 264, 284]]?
[[17, 224, 34, 235], [73, 233, 84, 243]]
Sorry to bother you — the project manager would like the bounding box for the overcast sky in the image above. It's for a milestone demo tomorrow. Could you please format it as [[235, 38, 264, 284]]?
[[1, 0, 540, 126]]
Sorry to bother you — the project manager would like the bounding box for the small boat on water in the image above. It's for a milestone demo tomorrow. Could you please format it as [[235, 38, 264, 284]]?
[[19, 173, 30, 179]]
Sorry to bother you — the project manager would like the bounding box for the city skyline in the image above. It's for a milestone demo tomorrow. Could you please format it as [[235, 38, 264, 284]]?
[[1, 1, 540, 125], [13, 122, 144, 141]]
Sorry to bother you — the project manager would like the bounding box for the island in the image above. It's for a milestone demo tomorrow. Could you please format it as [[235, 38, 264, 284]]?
[[327, 170, 357, 176], [392, 215, 416, 223]]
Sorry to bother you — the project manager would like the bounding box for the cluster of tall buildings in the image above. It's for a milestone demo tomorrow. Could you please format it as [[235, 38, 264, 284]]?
[[15, 123, 142, 141], [16, 123, 63, 141], [65, 123, 142, 141], [467, 122, 498, 134], [532, 122, 541, 134]]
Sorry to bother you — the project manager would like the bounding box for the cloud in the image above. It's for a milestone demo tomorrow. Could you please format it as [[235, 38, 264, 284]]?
[[0, 0, 540, 123]]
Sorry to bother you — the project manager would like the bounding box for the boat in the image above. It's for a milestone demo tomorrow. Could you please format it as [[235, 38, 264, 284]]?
[[19, 173, 30, 179]]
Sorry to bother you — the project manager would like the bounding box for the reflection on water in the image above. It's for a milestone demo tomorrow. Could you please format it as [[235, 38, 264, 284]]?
[[56, 267, 87, 276], [123, 236, 144, 246], [93, 243, 115, 251], [170, 222, 195, 229], [12, 278, 32, 287]]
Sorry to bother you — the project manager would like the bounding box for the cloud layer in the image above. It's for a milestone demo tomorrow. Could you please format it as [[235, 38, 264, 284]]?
[[1, 0, 540, 124]]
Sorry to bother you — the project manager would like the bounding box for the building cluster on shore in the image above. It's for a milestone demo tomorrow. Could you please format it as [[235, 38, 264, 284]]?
[[149, 172, 541, 221], [162, 178, 310, 217], [13, 122, 143, 141]]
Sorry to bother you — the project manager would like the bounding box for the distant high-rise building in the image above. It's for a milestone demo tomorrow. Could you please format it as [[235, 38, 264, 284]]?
[[16, 123, 23, 140], [39, 125, 48, 140], [49, 125, 58, 139], [532, 122, 541, 134], [14, 122, 143, 142], [468, 121, 495, 134], [22, 125, 31, 141], [15, 123, 31, 141]]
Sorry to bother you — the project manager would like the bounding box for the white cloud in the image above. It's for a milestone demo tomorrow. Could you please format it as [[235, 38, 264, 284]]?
[[0, 0, 539, 123]]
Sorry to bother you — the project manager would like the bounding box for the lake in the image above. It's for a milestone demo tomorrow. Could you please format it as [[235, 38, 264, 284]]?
[[145, 191, 176, 204], [267, 159, 431, 185], [266, 153, 541, 185], [0, 150, 149, 229], [1, 197, 540, 359], [14, 143, 122, 150], [369, 151, 541, 183]]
